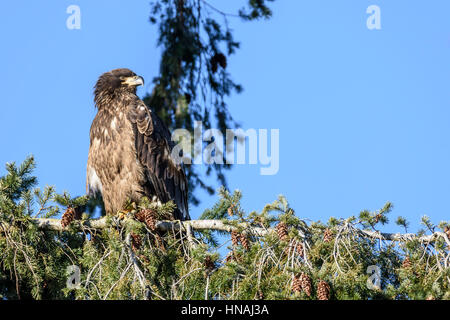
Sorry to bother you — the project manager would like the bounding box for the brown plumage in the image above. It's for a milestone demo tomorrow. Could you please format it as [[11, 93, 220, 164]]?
[[86, 68, 189, 220]]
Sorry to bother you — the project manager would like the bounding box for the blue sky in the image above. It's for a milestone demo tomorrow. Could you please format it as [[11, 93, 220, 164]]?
[[0, 0, 449, 234]]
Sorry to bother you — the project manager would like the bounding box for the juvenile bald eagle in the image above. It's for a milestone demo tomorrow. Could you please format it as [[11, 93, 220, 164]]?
[[86, 68, 189, 220]]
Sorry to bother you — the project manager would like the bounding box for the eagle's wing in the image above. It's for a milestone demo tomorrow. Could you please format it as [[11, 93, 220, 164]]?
[[127, 100, 189, 220]]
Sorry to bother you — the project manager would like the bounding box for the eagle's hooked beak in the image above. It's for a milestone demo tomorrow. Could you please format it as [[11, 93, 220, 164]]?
[[122, 75, 144, 87]]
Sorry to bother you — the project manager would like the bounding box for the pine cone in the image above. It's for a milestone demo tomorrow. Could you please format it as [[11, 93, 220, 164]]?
[[292, 274, 302, 293], [215, 53, 227, 69], [300, 272, 312, 297], [61, 207, 76, 228], [445, 227, 450, 251], [137, 209, 157, 231], [145, 214, 157, 231], [210, 57, 218, 74], [240, 233, 250, 250], [323, 228, 333, 243], [154, 233, 166, 252], [232, 251, 242, 262], [139, 254, 150, 264], [231, 230, 240, 246], [225, 252, 234, 263], [227, 206, 234, 216], [210, 53, 227, 74], [225, 251, 241, 263], [276, 222, 289, 241], [296, 242, 304, 257], [257, 290, 264, 300], [444, 226, 450, 239], [184, 93, 192, 104], [402, 257, 412, 269], [375, 213, 383, 223], [317, 280, 330, 300], [282, 244, 290, 256], [130, 233, 142, 252], [204, 256, 215, 273], [135, 210, 146, 223]]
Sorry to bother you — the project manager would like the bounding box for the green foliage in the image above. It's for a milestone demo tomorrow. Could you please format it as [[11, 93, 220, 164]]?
[[358, 202, 392, 229], [0, 158, 449, 300], [0, 156, 75, 299], [395, 216, 409, 232], [144, 0, 275, 206]]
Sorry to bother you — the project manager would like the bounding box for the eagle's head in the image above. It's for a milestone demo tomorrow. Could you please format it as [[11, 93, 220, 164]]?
[[94, 68, 144, 108]]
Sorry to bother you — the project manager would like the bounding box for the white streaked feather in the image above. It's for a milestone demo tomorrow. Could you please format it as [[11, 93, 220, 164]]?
[[87, 166, 103, 196], [110, 117, 117, 130]]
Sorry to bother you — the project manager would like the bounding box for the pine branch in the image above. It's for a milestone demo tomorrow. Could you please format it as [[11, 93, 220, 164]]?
[[8, 217, 450, 246], [13, 217, 268, 236]]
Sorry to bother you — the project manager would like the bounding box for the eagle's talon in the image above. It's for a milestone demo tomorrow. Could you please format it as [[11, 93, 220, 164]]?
[[117, 211, 128, 220]]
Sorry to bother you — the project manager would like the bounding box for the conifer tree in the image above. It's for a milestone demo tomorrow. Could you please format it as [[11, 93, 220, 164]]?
[[1, 157, 449, 300]]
